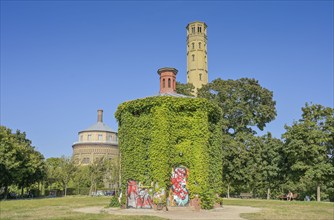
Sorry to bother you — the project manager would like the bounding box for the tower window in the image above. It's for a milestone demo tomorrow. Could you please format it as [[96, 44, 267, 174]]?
[[82, 158, 90, 164], [199, 42, 201, 49], [192, 43, 194, 49], [168, 78, 171, 88], [192, 54, 195, 61], [163, 78, 166, 88], [198, 26, 202, 33], [80, 135, 83, 141], [107, 134, 112, 141], [87, 134, 91, 141], [191, 26, 195, 33], [199, 73, 202, 81], [98, 134, 103, 141]]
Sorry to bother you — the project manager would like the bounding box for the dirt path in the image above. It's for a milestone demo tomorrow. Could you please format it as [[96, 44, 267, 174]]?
[[74, 205, 261, 220]]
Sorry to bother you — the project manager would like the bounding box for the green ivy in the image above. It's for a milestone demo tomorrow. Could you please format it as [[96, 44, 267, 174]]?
[[109, 196, 121, 208], [115, 96, 223, 208]]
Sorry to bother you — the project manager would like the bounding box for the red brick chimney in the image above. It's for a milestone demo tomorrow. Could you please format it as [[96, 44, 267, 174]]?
[[157, 67, 178, 94], [97, 109, 103, 122]]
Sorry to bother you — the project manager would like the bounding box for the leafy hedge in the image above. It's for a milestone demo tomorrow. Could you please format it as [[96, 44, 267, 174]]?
[[115, 96, 223, 209]]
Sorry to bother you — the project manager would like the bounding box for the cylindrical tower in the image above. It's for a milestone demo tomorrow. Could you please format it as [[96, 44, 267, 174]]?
[[157, 67, 178, 94], [186, 21, 208, 96]]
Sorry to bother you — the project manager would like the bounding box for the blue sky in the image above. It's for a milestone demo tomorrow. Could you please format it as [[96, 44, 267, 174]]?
[[1, 1, 333, 158]]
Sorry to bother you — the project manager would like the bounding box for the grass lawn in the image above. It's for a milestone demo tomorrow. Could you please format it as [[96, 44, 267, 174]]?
[[1, 196, 333, 220], [223, 198, 334, 220], [0, 196, 163, 220]]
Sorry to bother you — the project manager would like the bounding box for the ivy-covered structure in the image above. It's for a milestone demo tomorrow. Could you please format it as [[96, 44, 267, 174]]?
[[115, 68, 223, 209]]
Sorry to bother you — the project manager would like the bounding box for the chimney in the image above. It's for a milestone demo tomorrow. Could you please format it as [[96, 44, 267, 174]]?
[[157, 67, 178, 94], [97, 109, 103, 122]]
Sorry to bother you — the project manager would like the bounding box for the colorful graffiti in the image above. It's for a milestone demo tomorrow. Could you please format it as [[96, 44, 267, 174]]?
[[127, 180, 153, 209], [170, 167, 189, 206]]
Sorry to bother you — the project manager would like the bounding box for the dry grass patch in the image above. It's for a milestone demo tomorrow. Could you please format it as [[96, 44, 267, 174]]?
[[224, 198, 334, 220]]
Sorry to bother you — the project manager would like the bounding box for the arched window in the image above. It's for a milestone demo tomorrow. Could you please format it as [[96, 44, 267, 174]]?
[[168, 78, 171, 88], [192, 54, 195, 61], [192, 43, 195, 49], [163, 78, 166, 88], [199, 73, 202, 81], [199, 42, 201, 49]]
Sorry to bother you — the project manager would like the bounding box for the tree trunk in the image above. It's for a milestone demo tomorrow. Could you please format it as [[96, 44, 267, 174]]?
[[4, 185, 8, 200], [317, 185, 321, 202], [64, 184, 67, 197], [227, 183, 230, 198], [21, 186, 24, 197], [267, 188, 271, 200]]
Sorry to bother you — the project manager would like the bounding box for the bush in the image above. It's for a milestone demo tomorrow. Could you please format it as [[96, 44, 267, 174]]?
[[109, 196, 120, 207]]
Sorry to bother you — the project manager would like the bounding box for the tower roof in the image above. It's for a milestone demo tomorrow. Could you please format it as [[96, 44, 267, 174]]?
[[81, 122, 114, 132], [186, 21, 208, 29], [80, 110, 114, 133]]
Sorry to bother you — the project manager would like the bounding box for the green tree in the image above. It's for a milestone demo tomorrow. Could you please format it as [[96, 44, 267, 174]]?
[[0, 126, 21, 198], [198, 78, 277, 198], [0, 126, 46, 199], [176, 82, 195, 96], [88, 157, 106, 195], [45, 157, 62, 191], [58, 156, 77, 196], [198, 78, 276, 134], [222, 132, 250, 198], [15, 130, 46, 196], [73, 166, 90, 195], [104, 157, 120, 194], [255, 133, 283, 199], [282, 103, 334, 201]]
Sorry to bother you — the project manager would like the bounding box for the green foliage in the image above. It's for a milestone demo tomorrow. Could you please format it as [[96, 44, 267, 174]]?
[[197, 78, 278, 199], [176, 82, 195, 96], [58, 156, 77, 196], [45, 156, 77, 196], [109, 196, 121, 207], [72, 166, 91, 194], [200, 190, 215, 209], [0, 126, 46, 198], [115, 96, 223, 208], [45, 157, 63, 190], [221, 132, 284, 199], [282, 103, 334, 201], [88, 157, 107, 195], [198, 78, 276, 134]]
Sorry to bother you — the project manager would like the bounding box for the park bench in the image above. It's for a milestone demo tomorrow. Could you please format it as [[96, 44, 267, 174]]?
[[278, 193, 298, 201], [240, 193, 252, 199]]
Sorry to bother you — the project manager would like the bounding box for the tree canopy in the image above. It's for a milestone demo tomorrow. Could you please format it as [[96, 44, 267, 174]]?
[[282, 103, 334, 201], [198, 78, 276, 134], [0, 126, 46, 199], [175, 82, 195, 97]]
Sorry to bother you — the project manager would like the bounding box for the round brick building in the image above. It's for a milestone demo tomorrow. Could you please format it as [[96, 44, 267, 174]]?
[[72, 109, 119, 165]]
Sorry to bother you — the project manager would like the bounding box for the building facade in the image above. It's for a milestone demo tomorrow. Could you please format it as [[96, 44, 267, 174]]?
[[72, 109, 119, 165], [186, 21, 208, 96]]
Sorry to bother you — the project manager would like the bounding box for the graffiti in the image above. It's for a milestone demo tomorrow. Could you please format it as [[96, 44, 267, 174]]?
[[170, 167, 189, 206], [127, 180, 153, 209]]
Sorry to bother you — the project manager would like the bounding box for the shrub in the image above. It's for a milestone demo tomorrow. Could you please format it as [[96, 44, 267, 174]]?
[[109, 196, 120, 207]]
